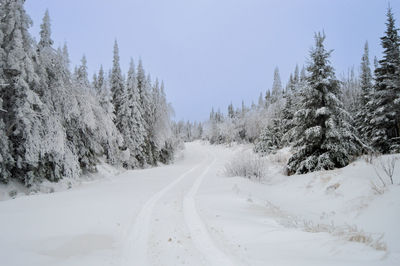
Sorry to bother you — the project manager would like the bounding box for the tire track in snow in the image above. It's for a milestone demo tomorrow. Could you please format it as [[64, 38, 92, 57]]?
[[183, 153, 236, 266], [121, 156, 207, 266]]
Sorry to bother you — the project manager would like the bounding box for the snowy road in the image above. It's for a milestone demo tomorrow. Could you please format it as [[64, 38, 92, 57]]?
[[0, 142, 396, 266]]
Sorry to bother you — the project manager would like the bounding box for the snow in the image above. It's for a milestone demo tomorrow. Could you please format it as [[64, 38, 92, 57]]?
[[0, 141, 399, 266]]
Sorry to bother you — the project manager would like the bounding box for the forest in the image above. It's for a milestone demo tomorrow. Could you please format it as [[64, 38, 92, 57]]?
[[177, 7, 400, 176], [1, 1, 400, 186], [1, 1, 399, 266], [0, 0, 179, 187]]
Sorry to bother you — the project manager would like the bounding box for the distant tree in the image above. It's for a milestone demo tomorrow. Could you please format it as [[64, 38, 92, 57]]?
[[300, 66, 306, 81], [228, 103, 235, 118], [257, 92, 264, 108], [340, 67, 360, 114], [265, 90, 271, 108], [136, 60, 154, 165], [271, 67, 282, 103], [254, 118, 283, 155], [110, 40, 125, 121], [293, 64, 300, 83], [281, 66, 302, 145], [76, 55, 90, 88], [38, 9, 53, 48], [355, 41, 374, 143]]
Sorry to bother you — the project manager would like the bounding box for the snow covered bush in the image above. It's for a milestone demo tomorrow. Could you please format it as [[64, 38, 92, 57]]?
[[254, 119, 283, 155], [224, 150, 267, 180], [371, 156, 399, 193]]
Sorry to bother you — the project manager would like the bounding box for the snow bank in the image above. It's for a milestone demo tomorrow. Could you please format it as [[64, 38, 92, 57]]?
[[223, 145, 400, 256]]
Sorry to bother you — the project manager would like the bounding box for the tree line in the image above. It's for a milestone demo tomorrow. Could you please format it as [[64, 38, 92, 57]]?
[[0, 0, 179, 187], [183, 7, 400, 175]]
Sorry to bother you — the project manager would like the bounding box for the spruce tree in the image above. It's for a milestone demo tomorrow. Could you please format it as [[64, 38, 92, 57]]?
[[264, 90, 271, 108], [287, 32, 362, 175], [281, 66, 300, 145], [257, 93, 264, 108], [355, 41, 374, 143], [77, 55, 89, 89], [0, 0, 54, 185], [370, 7, 400, 153], [254, 118, 283, 155], [228, 103, 235, 119], [0, 97, 13, 183], [126, 59, 146, 165], [293, 64, 300, 83], [38, 9, 53, 48], [136, 59, 154, 165], [271, 67, 282, 103]]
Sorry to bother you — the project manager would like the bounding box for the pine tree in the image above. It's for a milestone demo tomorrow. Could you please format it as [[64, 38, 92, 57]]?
[[0, 97, 13, 183], [94, 65, 105, 93], [300, 66, 306, 81], [281, 66, 300, 145], [370, 7, 400, 153], [110, 40, 126, 121], [271, 67, 282, 103], [136, 60, 154, 165], [355, 41, 374, 142], [287, 32, 362, 175], [77, 55, 89, 89], [145, 74, 157, 164], [254, 118, 283, 155], [340, 67, 360, 114], [228, 103, 235, 118], [257, 92, 264, 108], [62, 43, 70, 69], [0, 0, 62, 185], [38, 9, 53, 48], [126, 59, 146, 165], [264, 90, 271, 108], [294, 64, 300, 83]]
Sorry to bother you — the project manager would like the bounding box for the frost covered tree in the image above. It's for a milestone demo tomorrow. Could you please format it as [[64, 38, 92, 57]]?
[[94, 65, 114, 116], [287, 32, 362, 175], [76, 55, 89, 89], [0, 0, 178, 187], [257, 93, 264, 109], [355, 41, 374, 142], [340, 67, 360, 115], [281, 66, 302, 144], [136, 59, 155, 165], [110, 40, 125, 120], [0, 97, 13, 183], [370, 7, 400, 153], [254, 118, 283, 155], [126, 59, 146, 166], [0, 0, 60, 185], [38, 9, 53, 48], [271, 67, 282, 103]]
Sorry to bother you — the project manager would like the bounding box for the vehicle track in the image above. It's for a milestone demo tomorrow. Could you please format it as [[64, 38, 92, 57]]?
[[121, 155, 207, 266], [183, 153, 235, 266]]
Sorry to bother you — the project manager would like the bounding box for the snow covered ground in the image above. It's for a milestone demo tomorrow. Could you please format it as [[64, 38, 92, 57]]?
[[0, 141, 399, 266]]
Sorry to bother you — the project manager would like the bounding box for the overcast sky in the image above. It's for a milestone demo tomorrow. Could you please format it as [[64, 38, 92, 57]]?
[[26, 0, 398, 122]]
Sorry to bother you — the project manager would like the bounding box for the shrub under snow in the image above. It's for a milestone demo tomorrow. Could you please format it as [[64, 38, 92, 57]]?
[[224, 150, 267, 180]]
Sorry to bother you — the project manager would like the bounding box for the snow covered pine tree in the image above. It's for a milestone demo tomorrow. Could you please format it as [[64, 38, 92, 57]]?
[[369, 7, 400, 153], [287, 32, 363, 175]]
